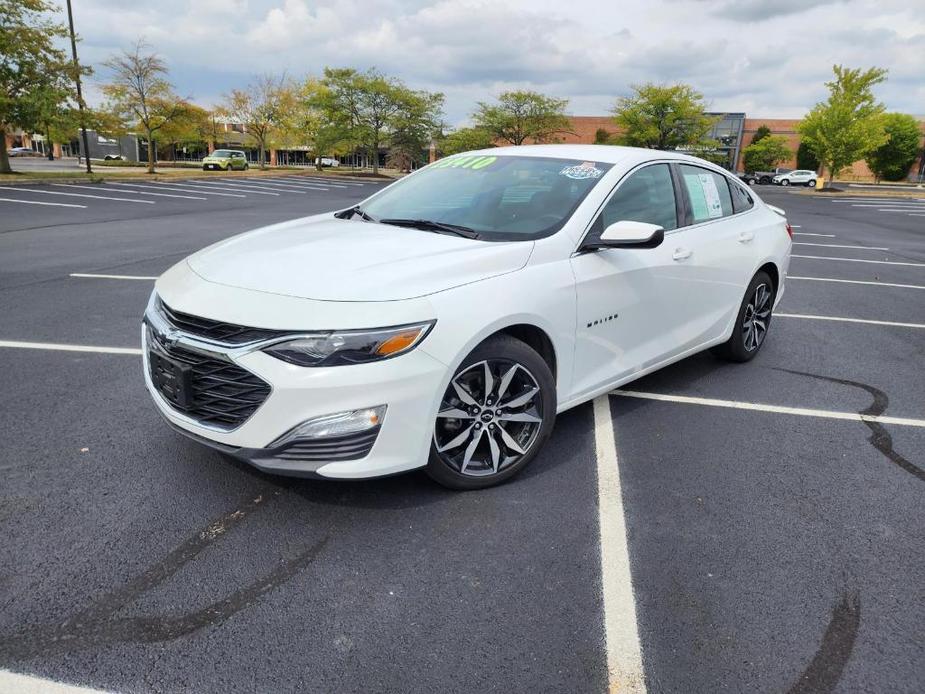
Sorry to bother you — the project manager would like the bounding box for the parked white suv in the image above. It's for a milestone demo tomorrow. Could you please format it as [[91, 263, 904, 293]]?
[[773, 170, 817, 187]]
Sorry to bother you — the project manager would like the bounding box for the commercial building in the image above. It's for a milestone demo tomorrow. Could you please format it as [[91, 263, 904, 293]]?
[[562, 115, 925, 181]]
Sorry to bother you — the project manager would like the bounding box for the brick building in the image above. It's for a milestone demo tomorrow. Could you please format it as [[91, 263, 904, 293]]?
[[562, 115, 925, 182]]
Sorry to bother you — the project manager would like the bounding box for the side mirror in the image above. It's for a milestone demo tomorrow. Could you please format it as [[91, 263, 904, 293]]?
[[586, 220, 664, 250]]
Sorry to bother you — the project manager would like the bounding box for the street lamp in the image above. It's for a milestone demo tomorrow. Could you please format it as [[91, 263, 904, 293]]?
[[65, 0, 92, 174]]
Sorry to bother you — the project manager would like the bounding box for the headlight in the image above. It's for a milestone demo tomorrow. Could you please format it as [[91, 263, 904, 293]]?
[[262, 321, 435, 367]]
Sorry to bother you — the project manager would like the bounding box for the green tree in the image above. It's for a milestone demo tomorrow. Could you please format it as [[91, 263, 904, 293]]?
[[296, 79, 351, 170], [0, 0, 78, 173], [798, 65, 888, 184], [865, 113, 922, 182], [796, 141, 819, 171], [611, 83, 717, 150], [473, 91, 571, 146], [750, 124, 771, 144], [220, 74, 295, 169], [439, 126, 495, 156], [317, 68, 442, 174], [102, 40, 191, 173], [742, 135, 792, 172], [387, 89, 444, 172], [594, 127, 613, 144]]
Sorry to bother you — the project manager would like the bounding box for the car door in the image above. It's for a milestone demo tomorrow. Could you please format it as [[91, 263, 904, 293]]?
[[569, 162, 702, 397], [674, 163, 759, 341]]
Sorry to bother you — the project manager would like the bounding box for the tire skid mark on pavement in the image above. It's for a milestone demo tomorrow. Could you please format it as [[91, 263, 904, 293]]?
[[786, 591, 861, 694], [0, 488, 328, 659], [776, 369, 925, 484]]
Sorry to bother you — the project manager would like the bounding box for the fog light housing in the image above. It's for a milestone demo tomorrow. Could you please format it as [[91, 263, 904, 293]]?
[[269, 405, 386, 448]]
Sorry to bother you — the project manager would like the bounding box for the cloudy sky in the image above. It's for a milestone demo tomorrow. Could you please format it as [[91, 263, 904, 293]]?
[[54, 0, 924, 126]]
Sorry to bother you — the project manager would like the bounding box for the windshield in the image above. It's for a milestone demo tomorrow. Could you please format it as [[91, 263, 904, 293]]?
[[360, 155, 613, 241], [212, 150, 233, 157]]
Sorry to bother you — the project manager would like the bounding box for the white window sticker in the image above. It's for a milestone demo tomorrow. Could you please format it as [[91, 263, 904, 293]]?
[[683, 172, 723, 221], [560, 162, 604, 180], [698, 173, 723, 219]]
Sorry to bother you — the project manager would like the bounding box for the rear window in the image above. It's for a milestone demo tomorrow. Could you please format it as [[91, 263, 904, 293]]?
[[679, 164, 733, 223], [729, 180, 754, 213]]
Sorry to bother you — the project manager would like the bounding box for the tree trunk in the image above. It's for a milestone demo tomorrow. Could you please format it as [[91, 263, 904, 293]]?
[[146, 131, 156, 174], [371, 134, 379, 175], [0, 126, 11, 173]]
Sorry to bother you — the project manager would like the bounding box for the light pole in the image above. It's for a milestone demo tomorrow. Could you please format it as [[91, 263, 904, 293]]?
[[65, 0, 92, 174]]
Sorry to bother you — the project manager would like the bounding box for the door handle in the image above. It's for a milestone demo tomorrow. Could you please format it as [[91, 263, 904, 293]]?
[[672, 248, 692, 261], [738, 231, 755, 243]]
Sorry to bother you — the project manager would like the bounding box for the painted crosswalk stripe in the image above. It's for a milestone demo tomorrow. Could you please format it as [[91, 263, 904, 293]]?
[[51, 183, 206, 201], [8, 187, 154, 204], [611, 390, 925, 428], [777, 312, 925, 329], [791, 254, 925, 268], [0, 196, 86, 208], [788, 276, 925, 290], [109, 182, 245, 198]]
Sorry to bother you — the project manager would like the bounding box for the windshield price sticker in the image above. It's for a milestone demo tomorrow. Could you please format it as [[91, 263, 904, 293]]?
[[432, 155, 497, 170], [559, 162, 604, 180]]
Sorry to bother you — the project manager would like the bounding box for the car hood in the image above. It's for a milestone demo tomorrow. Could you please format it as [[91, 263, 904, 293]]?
[[187, 215, 534, 302]]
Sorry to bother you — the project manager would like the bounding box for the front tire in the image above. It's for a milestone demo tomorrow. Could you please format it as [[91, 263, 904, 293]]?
[[243, 163, 249, 170], [781, 179, 790, 186], [807, 179, 816, 188], [426, 335, 556, 490], [711, 271, 775, 362]]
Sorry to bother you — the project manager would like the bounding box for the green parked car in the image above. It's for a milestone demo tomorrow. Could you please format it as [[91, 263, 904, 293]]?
[[202, 150, 249, 171]]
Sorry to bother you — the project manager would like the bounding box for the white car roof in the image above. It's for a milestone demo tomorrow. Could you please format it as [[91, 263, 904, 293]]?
[[462, 143, 732, 174]]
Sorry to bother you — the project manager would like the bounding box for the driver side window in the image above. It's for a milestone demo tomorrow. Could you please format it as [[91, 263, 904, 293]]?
[[598, 164, 678, 232]]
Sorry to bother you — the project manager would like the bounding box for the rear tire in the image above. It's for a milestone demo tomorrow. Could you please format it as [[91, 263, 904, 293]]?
[[426, 335, 556, 490], [244, 163, 249, 170], [711, 271, 775, 363]]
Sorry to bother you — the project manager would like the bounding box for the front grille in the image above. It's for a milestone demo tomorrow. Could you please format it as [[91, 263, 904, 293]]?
[[157, 298, 288, 345], [147, 327, 271, 430], [268, 428, 380, 462]]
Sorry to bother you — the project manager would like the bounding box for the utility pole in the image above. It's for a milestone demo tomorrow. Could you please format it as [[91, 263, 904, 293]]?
[[65, 0, 92, 174]]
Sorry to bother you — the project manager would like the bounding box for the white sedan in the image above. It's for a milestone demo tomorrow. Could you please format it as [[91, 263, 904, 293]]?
[[143, 145, 792, 489]]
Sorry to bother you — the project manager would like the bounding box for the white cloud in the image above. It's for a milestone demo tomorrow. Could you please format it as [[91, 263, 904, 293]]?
[[51, 0, 925, 123]]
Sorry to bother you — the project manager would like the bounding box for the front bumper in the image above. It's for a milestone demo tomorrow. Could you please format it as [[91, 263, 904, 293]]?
[[142, 309, 448, 480]]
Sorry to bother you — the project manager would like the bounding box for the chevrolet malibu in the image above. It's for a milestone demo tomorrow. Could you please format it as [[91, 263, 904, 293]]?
[[143, 145, 792, 489]]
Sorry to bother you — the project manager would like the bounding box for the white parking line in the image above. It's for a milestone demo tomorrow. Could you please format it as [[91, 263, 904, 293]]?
[[186, 181, 280, 195], [593, 395, 647, 693], [612, 390, 925, 428], [8, 187, 154, 204], [777, 313, 925, 329], [791, 225, 802, 228], [0, 196, 86, 208], [791, 254, 925, 268], [283, 176, 364, 187], [207, 180, 311, 194], [109, 182, 245, 198], [793, 242, 889, 250], [788, 276, 925, 290], [273, 177, 346, 188], [239, 178, 330, 191], [847, 203, 925, 208], [877, 208, 925, 213], [0, 340, 142, 355], [793, 232, 835, 237], [70, 273, 157, 281], [0, 670, 110, 694], [55, 183, 207, 201]]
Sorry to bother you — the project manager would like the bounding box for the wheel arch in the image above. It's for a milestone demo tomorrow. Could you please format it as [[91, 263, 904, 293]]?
[[756, 261, 780, 294], [485, 323, 557, 380]]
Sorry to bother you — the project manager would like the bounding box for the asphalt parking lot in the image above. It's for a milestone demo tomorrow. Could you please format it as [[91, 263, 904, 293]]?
[[0, 179, 923, 693]]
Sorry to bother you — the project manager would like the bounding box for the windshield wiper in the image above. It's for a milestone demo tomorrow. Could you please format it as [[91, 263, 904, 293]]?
[[335, 205, 375, 222], [379, 218, 481, 239]]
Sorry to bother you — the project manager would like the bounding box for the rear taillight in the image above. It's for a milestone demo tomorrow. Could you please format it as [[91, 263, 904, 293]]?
[[785, 223, 793, 239]]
